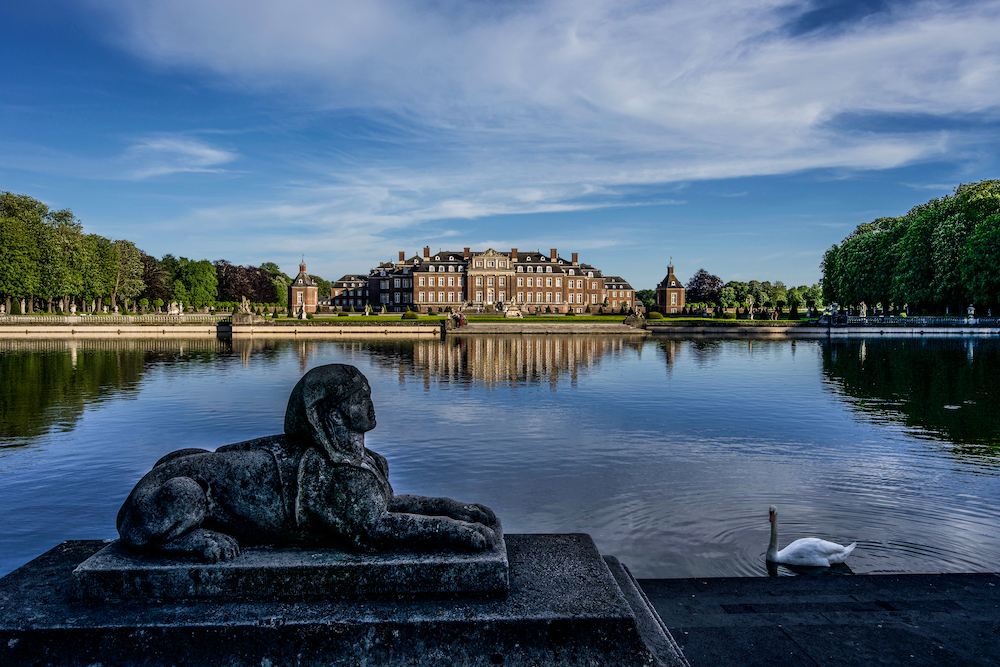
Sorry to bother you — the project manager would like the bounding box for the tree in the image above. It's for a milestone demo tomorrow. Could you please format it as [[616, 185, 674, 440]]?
[[718, 285, 737, 308], [82, 234, 117, 311], [960, 214, 1000, 311], [110, 240, 144, 310], [635, 289, 656, 309], [0, 216, 39, 313], [686, 269, 723, 304], [139, 253, 174, 304]]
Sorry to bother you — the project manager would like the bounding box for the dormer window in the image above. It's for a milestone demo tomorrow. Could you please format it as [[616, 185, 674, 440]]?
[[546, 266, 552, 273], [517, 266, 522, 272], [527, 266, 533, 273], [587, 272, 593, 278], [449, 256, 454, 260], [435, 255, 440, 260], [671, 281, 676, 286], [488, 261, 495, 267], [569, 269, 575, 275]]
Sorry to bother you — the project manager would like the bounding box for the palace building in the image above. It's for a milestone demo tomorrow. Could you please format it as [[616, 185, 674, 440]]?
[[330, 246, 637, 313]]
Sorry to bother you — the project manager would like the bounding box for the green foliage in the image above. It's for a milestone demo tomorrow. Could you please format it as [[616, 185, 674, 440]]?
[[635, 289, 656, 309], [823, 180, 1000, 312], [338, 311, 350, 317], [647, 311, 664, 320], [565, 309, 576, 316], [306, 312, 314, 319], [401, 309, 419, 320], [585, 304, 591, 313]]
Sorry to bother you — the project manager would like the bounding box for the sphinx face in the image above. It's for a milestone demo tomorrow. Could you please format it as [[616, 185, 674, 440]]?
[[343, 381, 376, 434]]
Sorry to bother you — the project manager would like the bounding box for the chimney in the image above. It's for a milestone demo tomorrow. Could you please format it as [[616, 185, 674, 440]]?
[[398, 251, 405, 262], [572, 253, 578, 265], [423, 246, 431, 258], [511, 248, 518, 261], [299, 262, 307, 274], [464, 247, 470, 260], [550, 248, 557, 261]]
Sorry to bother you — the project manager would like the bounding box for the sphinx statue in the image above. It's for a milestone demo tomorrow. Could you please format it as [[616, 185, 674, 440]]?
[[117, 364, 500, 562]]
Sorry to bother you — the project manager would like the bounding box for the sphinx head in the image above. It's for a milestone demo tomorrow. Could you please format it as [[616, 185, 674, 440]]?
[[284, 364, 376, 460]]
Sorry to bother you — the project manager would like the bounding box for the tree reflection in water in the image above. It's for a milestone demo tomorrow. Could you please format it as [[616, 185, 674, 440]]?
[[821, 338, 1000, 455]]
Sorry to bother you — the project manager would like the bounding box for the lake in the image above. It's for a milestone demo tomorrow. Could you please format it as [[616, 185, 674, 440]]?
[[2, 334, 998, 579]]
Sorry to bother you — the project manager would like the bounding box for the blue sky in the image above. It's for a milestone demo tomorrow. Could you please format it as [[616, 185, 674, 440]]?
[[2, 0, 999, 289]]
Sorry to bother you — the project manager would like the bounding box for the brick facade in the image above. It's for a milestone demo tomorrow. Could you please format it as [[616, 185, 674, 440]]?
[[288, 262, 319, 313], [655, 264, 686, 314]]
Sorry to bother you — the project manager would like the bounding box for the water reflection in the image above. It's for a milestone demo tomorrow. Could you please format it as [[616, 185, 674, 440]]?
[[0, 338, 230, 443], [821, 338, 1000, 454], [3, 335, 1000, 580]]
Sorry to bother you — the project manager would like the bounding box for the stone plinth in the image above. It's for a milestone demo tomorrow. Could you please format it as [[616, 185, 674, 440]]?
[[72, 537, 508, 600], [1, 534, 688, 667]]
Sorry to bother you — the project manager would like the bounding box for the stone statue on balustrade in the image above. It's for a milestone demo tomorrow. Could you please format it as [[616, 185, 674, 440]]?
[[116, 364, 501, 562]]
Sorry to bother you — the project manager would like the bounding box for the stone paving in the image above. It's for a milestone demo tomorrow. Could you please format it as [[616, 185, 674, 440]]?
[[639, 573, 1000, 666]]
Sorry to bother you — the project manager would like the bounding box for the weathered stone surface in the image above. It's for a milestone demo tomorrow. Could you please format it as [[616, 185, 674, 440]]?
[[1, 534, 688, 667], [72, 535, 508, 600]]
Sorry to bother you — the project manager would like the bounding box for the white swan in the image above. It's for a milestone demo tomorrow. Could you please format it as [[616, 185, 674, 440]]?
[[766, 505, 856, 567]]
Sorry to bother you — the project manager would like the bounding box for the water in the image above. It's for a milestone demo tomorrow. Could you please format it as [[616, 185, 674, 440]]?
[[1, 335, 999, 578]]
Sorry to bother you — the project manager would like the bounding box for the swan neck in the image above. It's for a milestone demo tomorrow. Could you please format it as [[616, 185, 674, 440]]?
[[767, 515, 779, 560]]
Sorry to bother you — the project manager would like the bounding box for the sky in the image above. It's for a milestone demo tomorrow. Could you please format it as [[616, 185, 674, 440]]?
[[2, 0, 999, 289]]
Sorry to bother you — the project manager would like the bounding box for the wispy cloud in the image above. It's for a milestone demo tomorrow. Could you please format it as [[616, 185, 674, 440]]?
[[122, 136, 238, 179], [85, 0, 1000, 216]]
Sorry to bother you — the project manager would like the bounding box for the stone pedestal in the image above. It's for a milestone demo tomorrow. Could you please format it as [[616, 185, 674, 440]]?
[[1, 534, 688, 667], [72, 537, 508, 600]]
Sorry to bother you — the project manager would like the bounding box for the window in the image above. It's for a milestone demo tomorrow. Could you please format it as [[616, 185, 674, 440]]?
[[381, 280, 389, 289], [419, 292, 425, 302], [488, 277, 494, 286], [671, 307, 677, 313], [448, 277, 454, 286], [546, 266, 552, 273], [588, 272, 593, 278], [448, 292, 454, 302], [476, 261, 483, 267], [458, 266, 464, 272], [569, 294, 575, 303], [476, 277, 483, 286], [591, 282, 597, 289], [671, 293, 676, 305], [536, 292, 542, 302], [458, 278, 463, 286], [591, 295, 598, 303], [428, 277, 435, 287], [394, 279, 401, 288], [448, 265, 454, 272], [499, 277, 505, 286], [476, 291, 483, 301], [487, 261, 494, 267], [671, 280, 676, 286], [517, 266, 523, 272], [297, 293, 303, 304], [517, 292, 524, 302], [381, 294, 389, 304], [394, 293, 401, 303], [418, 277, 425, 286], [526, 293, 532, 302], [404, 279, 410, 288], [527, 278, 533, 287], [546, 292, 551, 302], [568, 269, 575, 275], [527, 266, 533, 273], [435, 255, 440, 260], [555, 278, 561, 287], [555, 294, 561, 303], [439, 292, 444, 302], [546, 278, 552, 287], [499, 261, 506, 267], [517, 278, 523, 286]]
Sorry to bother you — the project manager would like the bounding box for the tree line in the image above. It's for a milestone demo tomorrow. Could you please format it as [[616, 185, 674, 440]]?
[[821, 179, 1000, 315], [0, 191, 324, 314], [637, 273, 824, 318]]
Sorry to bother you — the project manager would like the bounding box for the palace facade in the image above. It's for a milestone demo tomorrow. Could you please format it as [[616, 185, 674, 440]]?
[[331, 246, 636, 313]]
